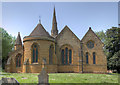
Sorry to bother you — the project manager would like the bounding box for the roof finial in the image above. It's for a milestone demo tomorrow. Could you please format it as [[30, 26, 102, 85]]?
[[89, 27, 91, 30], [39, 16, 41, 24]]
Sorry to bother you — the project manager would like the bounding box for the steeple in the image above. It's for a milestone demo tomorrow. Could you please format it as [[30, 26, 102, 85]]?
[[14, 32, 22, 50], [51, 6, 58, 38]]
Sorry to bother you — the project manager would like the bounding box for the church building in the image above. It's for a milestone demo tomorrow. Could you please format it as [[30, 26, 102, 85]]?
[[5, 7, 107, 73]]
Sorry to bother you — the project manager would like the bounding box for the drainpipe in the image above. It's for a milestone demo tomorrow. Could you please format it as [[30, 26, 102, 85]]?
[[80, 41, 83, 73]]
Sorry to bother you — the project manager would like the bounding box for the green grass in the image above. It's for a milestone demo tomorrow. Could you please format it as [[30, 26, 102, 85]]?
[[0, 71, 119, 84]]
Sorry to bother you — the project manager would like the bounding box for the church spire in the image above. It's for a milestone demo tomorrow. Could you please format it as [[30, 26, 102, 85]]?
[[14, 32, 22, 50], [51, 6, 58, 38]]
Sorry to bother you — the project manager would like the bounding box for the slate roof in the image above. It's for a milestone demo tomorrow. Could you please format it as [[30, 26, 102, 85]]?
[[29, 23, 51, 37], [15, 32, 22, 45]]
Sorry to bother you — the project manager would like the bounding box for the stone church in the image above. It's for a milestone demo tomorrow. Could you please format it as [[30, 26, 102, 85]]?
[[5, 7, 107, 73]]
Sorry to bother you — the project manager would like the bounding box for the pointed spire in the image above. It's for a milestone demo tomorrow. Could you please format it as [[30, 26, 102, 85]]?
[[15, 32, 22, 45], [51, 6, 58, 38], [53, 6, 57, 24]]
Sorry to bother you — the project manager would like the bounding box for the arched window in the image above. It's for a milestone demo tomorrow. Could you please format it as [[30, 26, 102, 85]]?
[[16, 54, 22, 67], [61, 49, 64, 64], [32, 44, 38, 63], [69, 49, 72, 64], [61, 46, 72, 65], [65, 47, 68, 64], [49, 45, 54, 64], [93, 52, 96, 64], [86, 52, 89, 64]]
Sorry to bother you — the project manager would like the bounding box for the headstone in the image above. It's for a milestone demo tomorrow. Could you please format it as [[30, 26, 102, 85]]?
[[38, 59, 49, 85], [38, 68, 49, 85], [1, 78, 19, 85]]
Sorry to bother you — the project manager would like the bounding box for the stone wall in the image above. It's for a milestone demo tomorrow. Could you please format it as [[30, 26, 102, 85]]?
[[5, 48, 23, 73], [82, 28, 107, 73], [23, 38, 57, 73], [56, 26, 81, 72]]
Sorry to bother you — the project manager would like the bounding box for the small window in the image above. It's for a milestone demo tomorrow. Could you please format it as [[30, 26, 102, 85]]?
[[86, 52, 89, 64], [93, 52, 96, 64], [61, 49, 64, 64], [65, 47, 68, 64], [87, 41, 94, 49], [32, 44, 38, 63], [49, 45, 54, 64], [16, 54, 22, 67], [69, 49, 72, 64]]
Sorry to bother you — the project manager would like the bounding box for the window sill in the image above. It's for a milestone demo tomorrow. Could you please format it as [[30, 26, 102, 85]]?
[[31, 62, 39, 64]]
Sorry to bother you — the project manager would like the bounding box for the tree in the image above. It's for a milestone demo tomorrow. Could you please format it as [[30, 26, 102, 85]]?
[[0, 28, 16, 69], [95, 30, 106, 43], [109, 50, 120, 73], [96, 27, 120, 73]]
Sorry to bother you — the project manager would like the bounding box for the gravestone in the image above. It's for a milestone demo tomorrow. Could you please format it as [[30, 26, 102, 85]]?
[[38, 68, 49, 85], [1, 78, 19, 85], [38, 59, 49, 85]]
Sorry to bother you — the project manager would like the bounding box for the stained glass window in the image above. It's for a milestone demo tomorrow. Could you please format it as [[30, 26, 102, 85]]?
[[93, 52, 96, 64], [49, 45, 54, 64], [87, 41, 94, 49], [32, 44, 38, 63], [69, 49, 72, 64], [86, 52, 88, 64], [61, 49, 64, 64], [65, 47, 68, 64], [61, 47, 72, 65], [16, 54, 22, 67]]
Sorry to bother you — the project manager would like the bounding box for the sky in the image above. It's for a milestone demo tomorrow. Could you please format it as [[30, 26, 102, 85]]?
[[118, 1, 120, 27], [2, 2, 118, 41]]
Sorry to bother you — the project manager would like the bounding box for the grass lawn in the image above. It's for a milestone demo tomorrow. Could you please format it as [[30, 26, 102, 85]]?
[[0, 71, 119, 84]]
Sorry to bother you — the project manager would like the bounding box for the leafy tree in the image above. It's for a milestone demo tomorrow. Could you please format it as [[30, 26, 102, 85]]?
[[0, 28, 16, 69], [105, 27, 120, 72], [95, 30, 106, 43], [109, 50, 120, 73], [96, 27, 120, 73]]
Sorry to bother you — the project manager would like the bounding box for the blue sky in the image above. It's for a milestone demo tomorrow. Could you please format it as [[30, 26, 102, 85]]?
[[2, 2, 118, 40]]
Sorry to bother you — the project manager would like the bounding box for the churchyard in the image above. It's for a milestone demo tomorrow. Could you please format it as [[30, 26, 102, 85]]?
[[0, 71, 119, 83]]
